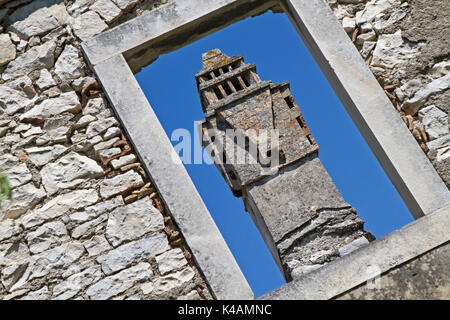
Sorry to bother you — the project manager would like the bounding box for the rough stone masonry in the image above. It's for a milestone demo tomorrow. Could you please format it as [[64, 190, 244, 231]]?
[[0, 0, 210, 300], [0, 0, 448, 300], [196, 49, 374, 281]]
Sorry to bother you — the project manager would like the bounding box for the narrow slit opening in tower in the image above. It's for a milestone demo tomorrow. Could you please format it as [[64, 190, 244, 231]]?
[[213, 86, 224, 100], [284, 96, 295, 109], [223, 82, 233, 95], [231, 77, 243, 91]]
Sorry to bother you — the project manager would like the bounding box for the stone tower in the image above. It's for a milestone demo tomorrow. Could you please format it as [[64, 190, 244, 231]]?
[[195, 49, 373, 281]]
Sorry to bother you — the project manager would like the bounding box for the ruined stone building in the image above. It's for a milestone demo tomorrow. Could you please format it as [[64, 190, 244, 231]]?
[[0, 0, 448, 300]]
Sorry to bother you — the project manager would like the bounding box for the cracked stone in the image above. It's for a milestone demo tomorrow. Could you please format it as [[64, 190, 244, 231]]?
[[342, 16, 356, 33], [0, 33, 16, 67], [20, 189, 99, 229], [52, 266, 102, 300], [54, 44, 84, 82], [26, 221, 70, 254], [0, 76, 37, 115], [156, 248, 188, 275], [152, 267, 195, 296], [99, 170, 144, 199], [105, 197, 165, 247], [371, 30, 424, 70], [83, 235, 112, 257], [18, 286, 49, 300], [395, 79, 422, 102], [7, 0, 69, 40], [40, 152, 103, 195], [68, 195, 124, 224], [355, 0, 401, 25], [1, 182, 46, 220], [90, 0, 122, 23], [402, 74, 450, 115], [96, 233, 169, 275], [71, 214, 107, 239], [86, 117, 119, 138], [5, 163, 32, 189], [418, 105, 449, 140], [0, 219, 21, 242], [110, 154, 136, 169], [2, 40, 56, 81], [70, 10, 108, 41], [35, 69, 56, 91], [0, 241, 30, 267], [86, 262, 152, 300], [35, 126, 70, 146]]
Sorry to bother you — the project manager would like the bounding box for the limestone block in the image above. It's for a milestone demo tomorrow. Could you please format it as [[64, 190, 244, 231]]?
[[2, 40, 56, 81], [18, 286, 49, 300], [96, 233, 169, 275], [355, 0, 401, 25], [342, 16, 356, 33], [0, 33, 16, 66], [26, 221, 70, 254], [1, 182, 46, 219], [152, 267, 195, 296], [71, 214, 107, 239], [155, 248, 188, 275], [402, 74, 450, 115], [35, 126, 70, 145], [83, 97, 107, 115], [68, 195, 123, 224], [0, 219, 21, 242], [356, 30, 376, 45], [52, 266, 102, 300], [21, 189, 99, 229], [418, 105, 449, 140], [85, 117, 119, 138], [111, 0, 139, 10], [0, 154, 19, 170], [360, 41, 376, 59], [93, 137, 120, 153], [22, 126, 43, 138], [25, 144, 67, 167], [20, 91, 81, 122], [90, 0, 122, 23], [54, 44, 84, 82], [99, 170, 144, 199], [0, 75, 37, 115], [40, 152, 103, 195], [0, 241, 29, 267], [83, 235, 112, 256], [110, 154, 136, 169], [429, 60, 450, 79], [373, 9, 406, 32], [7, 0, 69, 39], [98, 147, 121, 161], [75, 115, 97, 128], [105, 197, 164, 247], [394, 79, 422, 102], [1, 241, 84, 291], [85, 262, 153, 300], [371, 30, 423, 70], [5, 163, 32, 189], [70, 11, 108, 41]]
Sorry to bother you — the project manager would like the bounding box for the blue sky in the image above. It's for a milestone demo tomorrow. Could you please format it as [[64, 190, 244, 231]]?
[[136, 11, 413, 298]]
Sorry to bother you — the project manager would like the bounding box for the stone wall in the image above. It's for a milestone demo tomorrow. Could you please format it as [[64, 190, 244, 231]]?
[[0, 0, 211, 300], [327, 0, 450, 187]]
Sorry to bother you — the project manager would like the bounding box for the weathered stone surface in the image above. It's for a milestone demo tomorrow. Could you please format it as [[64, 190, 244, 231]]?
[[1, 241, 84, 291], [2, 40, 56, 81], [177, 290, 202, 300], [68, 195, 123, 224], [86, 117, 118, 138], [7, 0, 68, 39], [0, 76, 37, 115], [70, 11, 108, 41], [21, 189, 99, 229], [20, 91, 81, 122], [152, 267, 195, 296], [403, 74, 450, 115], [0, 154, 19, 170], [86, 262, 153, 300], [83, 97, 106, 115], [54, 44, 84, 82], [111, 0, 139, 10], [0, 241, 29, 267], [22, 126, 43, 138], [5, 163, 32, 189], [371, 30, 423, 70], [90, 0, 121, 23], [99, 170, 144, 199], [156, 248, 188, 275], [429, 60, 450, 79], [18, 286, 49, 300], [110, 154, 136, 169], [342, 16, 356, 33], [52, 266, 102, 300], [373, 9, 406, 32], [290, 263, 323, 279], [338, 237, 370, 256], [75, 115, 96, 128], [0, 219, 21, 242], [356, 30, 376, 45], [96, 233, 169, 275], [360, 41, 376, 59], [1, 182, 46, 219], [105, 197, 164, 247], [41, 152, 103, 195], [355, 0, 400, 25], [103, 127, 121, 140], [83, 235, 112, 256], [93, 137, 119, 153], [26, 221, 70, 254], [71, 214, 107, 239], [25, 144, 67, 167], [418, 105, 449, 141], [395, 79, 422, 102], [35, 126, 70, 145], [0, 33, 16, 66], [98, 147, 121, 161]]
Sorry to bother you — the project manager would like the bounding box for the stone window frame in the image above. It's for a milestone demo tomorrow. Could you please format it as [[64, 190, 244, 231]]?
[[81, 0, 450, 299]]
